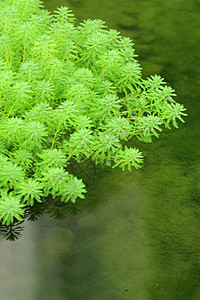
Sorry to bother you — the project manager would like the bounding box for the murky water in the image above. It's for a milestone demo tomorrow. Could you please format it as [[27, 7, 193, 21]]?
[[0, 0, 200, 299]]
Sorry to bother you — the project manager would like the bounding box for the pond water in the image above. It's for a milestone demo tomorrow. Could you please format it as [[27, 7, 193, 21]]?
[[0, 0, 200, 299]]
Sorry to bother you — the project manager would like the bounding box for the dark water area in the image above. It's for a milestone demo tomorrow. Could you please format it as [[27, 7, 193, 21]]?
[[0, 0, 200, 299]]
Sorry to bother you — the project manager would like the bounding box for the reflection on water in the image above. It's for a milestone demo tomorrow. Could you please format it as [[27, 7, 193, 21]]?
[[0, 0, 200, 299], [0, 221, 37, 300]]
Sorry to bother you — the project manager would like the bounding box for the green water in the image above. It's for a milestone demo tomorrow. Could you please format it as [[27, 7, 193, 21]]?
[[0, 0, 200, 299]]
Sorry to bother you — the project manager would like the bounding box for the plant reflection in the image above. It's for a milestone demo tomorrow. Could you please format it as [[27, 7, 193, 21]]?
[[0, 158, 102, 241], [0, 198, 81, 241]]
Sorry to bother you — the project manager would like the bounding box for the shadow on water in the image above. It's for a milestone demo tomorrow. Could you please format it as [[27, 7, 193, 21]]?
[[0, 0, 200, 299]]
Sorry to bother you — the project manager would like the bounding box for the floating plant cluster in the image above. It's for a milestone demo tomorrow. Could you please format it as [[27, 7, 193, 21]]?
[[0, 0, 186, 225]]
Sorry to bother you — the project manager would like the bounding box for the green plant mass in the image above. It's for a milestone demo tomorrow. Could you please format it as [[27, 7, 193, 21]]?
[[0, 0, 186, 225]]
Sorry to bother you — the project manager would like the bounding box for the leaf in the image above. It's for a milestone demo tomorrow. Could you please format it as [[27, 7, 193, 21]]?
[[65, 128, 95, 161], [40, 167, 69, 197], [36, 148, 66, 169], [10, 149, 34, 171], [16, 178, 43, 205], [102, 116, 133, 141], [32, 80, 55, 103], [20, 120, 48, 149], [0, 191, 25, 225], [0, 161, 25, 189], [53, 6, 75, 24], [57, 176, 86, 203], [113, 146, 143, 171]]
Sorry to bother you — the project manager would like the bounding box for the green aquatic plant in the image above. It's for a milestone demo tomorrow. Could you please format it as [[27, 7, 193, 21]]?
[[0, 190, 25, 225], [0, 0, 187, 225]]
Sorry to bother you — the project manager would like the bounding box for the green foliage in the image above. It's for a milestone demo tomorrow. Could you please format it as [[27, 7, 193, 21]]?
[[0, 160, 25, 189], [16, 178, 43, 205], [0, 0, 187, 225], [57, 177, 86, 203], [0, 191, 25, 225], [113, 146, 143, 171]]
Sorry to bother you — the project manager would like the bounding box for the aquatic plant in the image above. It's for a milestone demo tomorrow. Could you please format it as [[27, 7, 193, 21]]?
[[0, 0, 186, 225]]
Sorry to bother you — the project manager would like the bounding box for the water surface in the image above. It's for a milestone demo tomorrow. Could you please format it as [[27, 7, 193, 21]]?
[[0, 0, 200, 299]]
